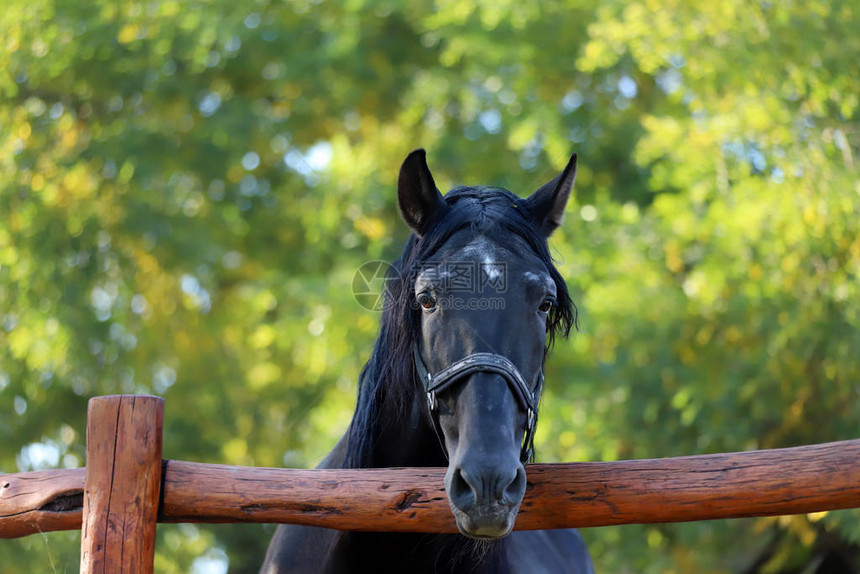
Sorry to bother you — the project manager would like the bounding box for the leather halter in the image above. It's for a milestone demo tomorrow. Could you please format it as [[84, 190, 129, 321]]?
[[413, 345, 542, 463]]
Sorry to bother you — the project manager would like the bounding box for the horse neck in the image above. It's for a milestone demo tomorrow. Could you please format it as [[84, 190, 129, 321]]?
[[368, 392, 447, 468]]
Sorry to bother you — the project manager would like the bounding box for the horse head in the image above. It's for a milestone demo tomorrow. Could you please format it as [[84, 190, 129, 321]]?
[[397, 149, 577, 539]]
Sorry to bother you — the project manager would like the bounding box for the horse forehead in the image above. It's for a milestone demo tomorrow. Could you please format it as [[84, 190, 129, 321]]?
[[453, 235, 548, 276], [445, 235, 529, 265], [417, 234, 547, 288]]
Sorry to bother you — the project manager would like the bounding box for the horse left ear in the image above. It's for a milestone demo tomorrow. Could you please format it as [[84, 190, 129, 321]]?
[[525, 153, 577, 237]]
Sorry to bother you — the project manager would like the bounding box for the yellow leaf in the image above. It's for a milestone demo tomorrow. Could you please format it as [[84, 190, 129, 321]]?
[[354, 217, 386, 239], [117, 23, 138, 45], [247, 362, 282, 390]]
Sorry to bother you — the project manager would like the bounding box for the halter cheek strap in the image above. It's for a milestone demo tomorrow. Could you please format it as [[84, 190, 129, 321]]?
[[413, 345, 542, 463]]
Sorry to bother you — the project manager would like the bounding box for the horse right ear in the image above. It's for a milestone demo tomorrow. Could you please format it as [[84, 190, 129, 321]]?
[[524, 153, 577, 237], [398, 149, 448, 236]]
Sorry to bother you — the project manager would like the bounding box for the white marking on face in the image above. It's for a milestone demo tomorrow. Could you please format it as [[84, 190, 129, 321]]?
[[483, 255, 502, 281], [458, 236, 494, 258], [460, 238, 506, 284]]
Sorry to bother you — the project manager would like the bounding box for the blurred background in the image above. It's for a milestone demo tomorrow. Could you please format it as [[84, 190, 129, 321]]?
[[2, 0, 859, 572]]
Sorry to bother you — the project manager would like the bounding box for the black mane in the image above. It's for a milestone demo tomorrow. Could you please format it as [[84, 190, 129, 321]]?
[[343, 185, 577, 469]]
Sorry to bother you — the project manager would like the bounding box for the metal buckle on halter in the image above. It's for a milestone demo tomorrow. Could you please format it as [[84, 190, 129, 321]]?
[[424, 369, 435, 412], [527, 408, 535, 430]]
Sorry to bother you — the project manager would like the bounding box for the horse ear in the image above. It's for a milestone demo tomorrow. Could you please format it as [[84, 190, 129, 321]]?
[[398, 149, 447, 236], [525, 153, 577, 237]]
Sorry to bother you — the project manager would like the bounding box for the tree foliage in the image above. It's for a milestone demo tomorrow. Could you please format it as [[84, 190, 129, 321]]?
[[1, 0, 858, 571]]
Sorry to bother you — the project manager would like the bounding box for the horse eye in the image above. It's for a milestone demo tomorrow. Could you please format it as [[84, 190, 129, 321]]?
[[417, 292, 437, 311], [538, 299, 554, 313]]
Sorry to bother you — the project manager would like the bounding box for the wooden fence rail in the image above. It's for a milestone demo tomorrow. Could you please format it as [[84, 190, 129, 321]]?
[[2, 395, 859, 573]]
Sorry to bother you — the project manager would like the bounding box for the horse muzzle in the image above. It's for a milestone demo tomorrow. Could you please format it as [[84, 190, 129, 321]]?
[[444, 461, 527, 539]]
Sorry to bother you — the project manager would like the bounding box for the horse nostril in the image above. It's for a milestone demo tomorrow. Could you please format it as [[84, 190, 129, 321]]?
[[448, 467, 477, 509], [448, 464, 526, 509], [502, 465, 526, 504]]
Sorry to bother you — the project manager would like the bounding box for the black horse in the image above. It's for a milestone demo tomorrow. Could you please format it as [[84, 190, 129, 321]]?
[[261, 150, 593, 573]]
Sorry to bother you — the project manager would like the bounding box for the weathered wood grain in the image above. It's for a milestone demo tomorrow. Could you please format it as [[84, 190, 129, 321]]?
[[161, 439, 860, 531], [79, 395, 163, 574], [3, 438, 858, 539], [0, 467, 85, 538], [162, 462, 453, 531]]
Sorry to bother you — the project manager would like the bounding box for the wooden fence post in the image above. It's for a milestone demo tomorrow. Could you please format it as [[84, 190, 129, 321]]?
[[80, 395, 164, 574]]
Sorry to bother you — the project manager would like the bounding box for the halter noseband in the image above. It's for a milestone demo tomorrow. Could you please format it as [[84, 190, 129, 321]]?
[[413, 345, 542, 463]]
